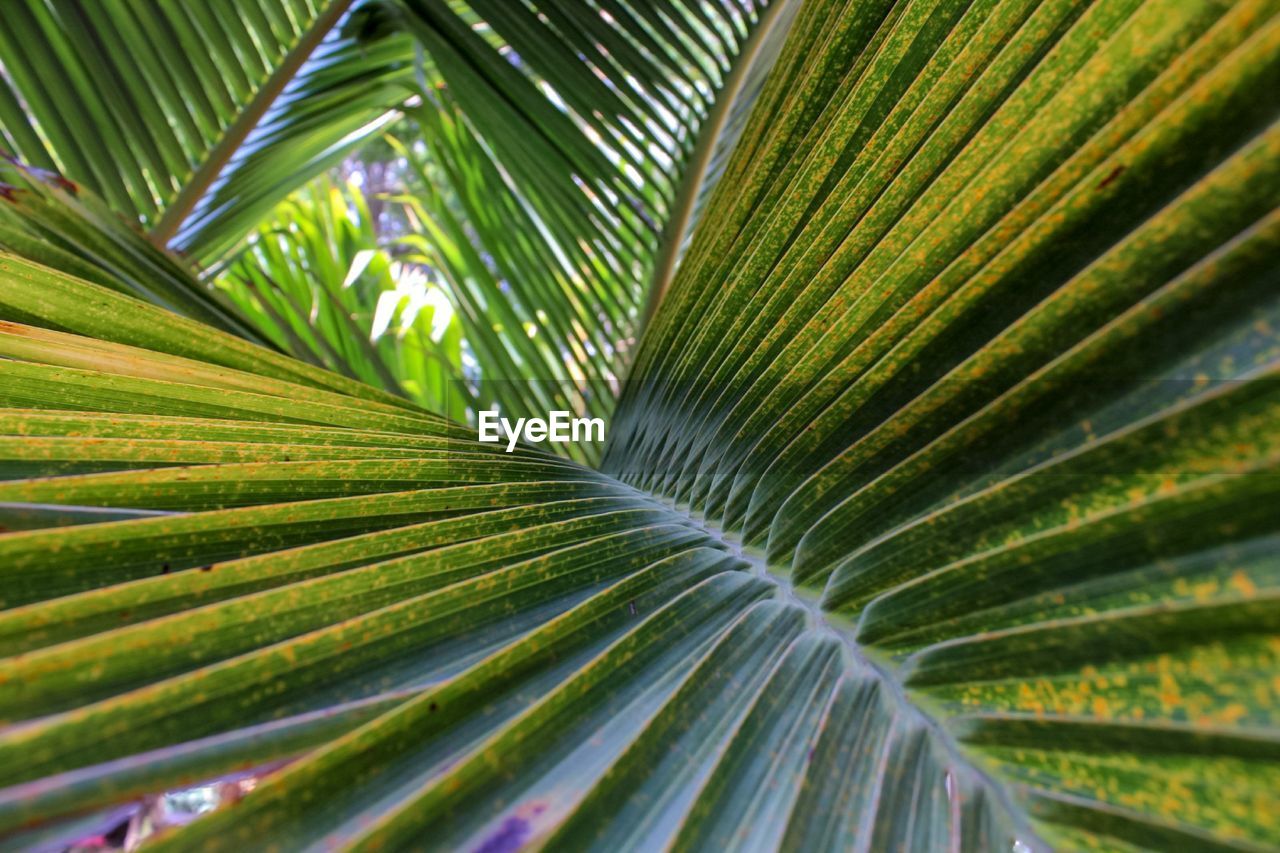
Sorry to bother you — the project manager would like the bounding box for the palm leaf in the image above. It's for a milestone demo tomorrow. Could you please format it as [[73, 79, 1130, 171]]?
[[1, 0, 1278, 850], [0, 0, 414, 264], [215, 176, 471, 410], [0, 0, 794, 442], [376, 0, 798, 446], [0, 157, 267, 341]]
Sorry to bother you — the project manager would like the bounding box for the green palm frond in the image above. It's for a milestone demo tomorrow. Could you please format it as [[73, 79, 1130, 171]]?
[[0, 157, 265, 341], [0, 0, 1277, 850], [216, 177, 470, 411], [0, 0, 415, 265], [0, 0, 793, 439], [383, 0, 797, 437]]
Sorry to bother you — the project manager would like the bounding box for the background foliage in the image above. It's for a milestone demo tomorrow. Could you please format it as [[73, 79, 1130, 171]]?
[[0, 0, 1276, 850], [0, 0, 791, 462]]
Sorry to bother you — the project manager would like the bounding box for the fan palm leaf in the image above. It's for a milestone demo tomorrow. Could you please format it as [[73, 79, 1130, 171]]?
[[0, 0, 1276, 850]]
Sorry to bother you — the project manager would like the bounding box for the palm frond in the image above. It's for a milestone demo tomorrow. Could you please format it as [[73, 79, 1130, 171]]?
[[216, 176, 470, 411], [0, 0, 414, 264], [0, 157, 262, 340], [0, 0, 793, 439], [0, 0, 1277, 850], [379, 0, 796, 438]]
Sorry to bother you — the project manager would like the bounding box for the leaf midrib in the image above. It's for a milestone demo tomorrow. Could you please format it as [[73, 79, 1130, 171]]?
[[636, 483, 1047, 849]]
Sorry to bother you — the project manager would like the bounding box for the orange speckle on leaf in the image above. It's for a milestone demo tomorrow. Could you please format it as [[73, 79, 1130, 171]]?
[[1219, 703, 1247, 724], [1228, 570, 1257, 597]]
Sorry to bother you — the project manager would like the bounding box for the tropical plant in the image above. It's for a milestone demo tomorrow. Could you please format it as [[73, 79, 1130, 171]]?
[[216, 176, 470, 414], [0, 0, 1277, 851], [0, 0, 789, 448], [0, 0, 415, 263]]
